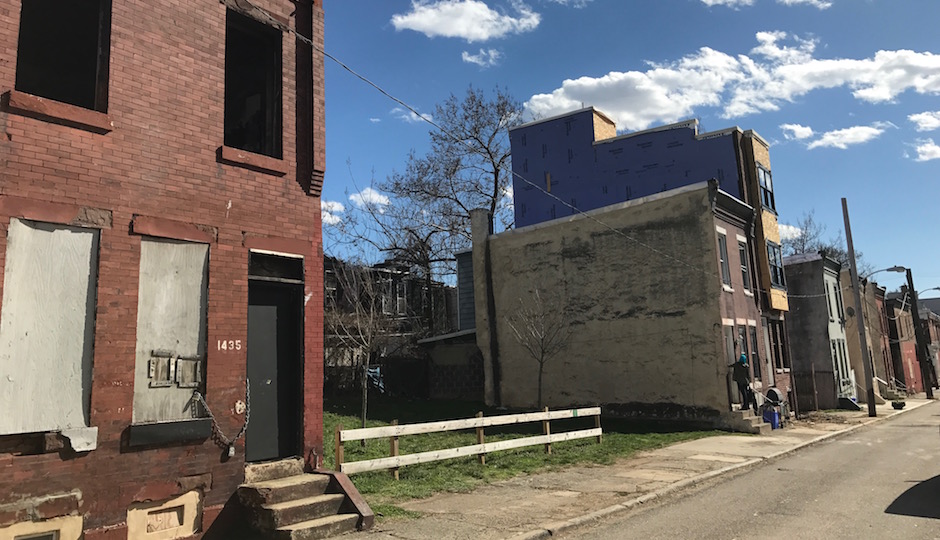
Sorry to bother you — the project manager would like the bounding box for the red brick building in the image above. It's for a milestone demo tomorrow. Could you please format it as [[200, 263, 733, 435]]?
[[0, 0, 326, 537], [886, 294, 922, 394]]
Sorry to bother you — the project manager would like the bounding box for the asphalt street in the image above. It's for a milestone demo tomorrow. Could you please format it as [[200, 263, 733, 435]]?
[[574, 401, 940, 540]]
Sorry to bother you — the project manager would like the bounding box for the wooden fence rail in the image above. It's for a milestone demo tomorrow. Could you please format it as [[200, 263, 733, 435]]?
[[335, 407, 602, 476]]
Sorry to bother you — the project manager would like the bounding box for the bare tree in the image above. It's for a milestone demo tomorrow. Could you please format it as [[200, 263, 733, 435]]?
[[327, 86, 523, 337], [324, 182, 459, 338], [781, 210, 872, 276], [782, 211, 826, 257], [383, 85, 524, 237], [506, 290, 572, 409], [324, 258, 398, 430]]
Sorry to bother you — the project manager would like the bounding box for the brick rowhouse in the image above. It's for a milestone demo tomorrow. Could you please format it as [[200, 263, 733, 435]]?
[[0, 0, 326, 537]]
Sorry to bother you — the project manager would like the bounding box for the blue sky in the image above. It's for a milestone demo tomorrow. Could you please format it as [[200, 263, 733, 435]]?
[[321, 0, 940, 296]]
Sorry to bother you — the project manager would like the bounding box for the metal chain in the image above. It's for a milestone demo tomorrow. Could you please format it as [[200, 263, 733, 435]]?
[[193, 379, 250, 451]]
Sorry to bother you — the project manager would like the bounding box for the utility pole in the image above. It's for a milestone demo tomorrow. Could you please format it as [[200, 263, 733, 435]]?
[[905, 269, 934, 399], [842, 199, 877, 416]]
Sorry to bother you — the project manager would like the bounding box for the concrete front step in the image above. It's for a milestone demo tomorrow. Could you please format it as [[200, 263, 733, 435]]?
[[275, 514, 360, 540], [257, 494, 347, 530], [239, 474, 332, 507], [245, 458, 307, 484]]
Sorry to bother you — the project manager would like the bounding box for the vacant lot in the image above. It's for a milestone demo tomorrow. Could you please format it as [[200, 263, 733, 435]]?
[[323, 396, 720, 518]]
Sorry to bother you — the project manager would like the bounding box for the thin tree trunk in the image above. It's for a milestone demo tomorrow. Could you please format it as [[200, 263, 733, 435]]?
[[361, 353, 370, 446], [538, 361, 544, 409]]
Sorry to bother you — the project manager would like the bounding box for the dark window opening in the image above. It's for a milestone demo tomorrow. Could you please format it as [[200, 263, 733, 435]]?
[[749, 326, 762, 381], [249, 252, 303, 282], [758, 166, 776, 211], [15, 0, 111, 112], [225, 9, 282, 158], [738, 241, 750, 290], [767, 242, 785, 288], [718, 234, 731, 285]]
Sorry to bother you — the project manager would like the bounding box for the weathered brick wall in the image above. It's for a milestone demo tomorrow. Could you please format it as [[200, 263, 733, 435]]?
[[0, 0, 325, 535]]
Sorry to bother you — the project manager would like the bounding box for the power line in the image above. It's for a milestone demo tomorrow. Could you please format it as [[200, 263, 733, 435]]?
[[234, 0, 721, 281]]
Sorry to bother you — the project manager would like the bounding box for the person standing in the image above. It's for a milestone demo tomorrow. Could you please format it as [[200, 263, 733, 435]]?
[[731, 353, 751, 411]]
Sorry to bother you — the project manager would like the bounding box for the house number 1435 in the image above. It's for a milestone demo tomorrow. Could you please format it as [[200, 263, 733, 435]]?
[[217, 340, 242, 351]]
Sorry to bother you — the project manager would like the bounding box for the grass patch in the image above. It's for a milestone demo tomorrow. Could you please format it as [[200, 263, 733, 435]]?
[[323, 396, 718, 518]]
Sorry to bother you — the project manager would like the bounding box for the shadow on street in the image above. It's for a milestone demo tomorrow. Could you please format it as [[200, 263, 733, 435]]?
[[885, 475, 940, 519]]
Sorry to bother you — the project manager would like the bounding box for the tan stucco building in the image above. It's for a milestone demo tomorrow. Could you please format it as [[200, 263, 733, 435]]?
[[472, 181, 767, 430]]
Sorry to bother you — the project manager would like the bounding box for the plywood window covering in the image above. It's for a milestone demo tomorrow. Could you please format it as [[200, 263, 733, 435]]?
[[0, 219, 99, 435], [132, 238, 209, 423]]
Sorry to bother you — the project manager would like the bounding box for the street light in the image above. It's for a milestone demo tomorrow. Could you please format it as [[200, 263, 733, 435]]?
[[863, 266, 907, 280], [886, 266, 935, 399]]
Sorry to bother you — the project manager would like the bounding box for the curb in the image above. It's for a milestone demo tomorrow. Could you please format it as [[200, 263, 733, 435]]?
[[506, 399, 934, 540]]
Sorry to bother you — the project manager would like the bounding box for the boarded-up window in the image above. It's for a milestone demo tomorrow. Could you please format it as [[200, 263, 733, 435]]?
[[132, 238, 208, 423], [0, 219, 99, 435]]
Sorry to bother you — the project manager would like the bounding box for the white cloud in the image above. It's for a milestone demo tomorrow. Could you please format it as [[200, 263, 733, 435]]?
[[321, 200, 344, 225], [913, 138, 940, 162], [462, 48, 503, 68], [807, 124, 890, 150], [391, 107, 434, 124], [778, 224, 802, 241], [777, 0, 832, 8], [544, 0, 593, 6], [525, 32, 940, 132], [350, 187, 390, 208], [391, 0, 540, 43], [701, 0, 831, 8], [700, 0, 754, 7], [780, 123, 814, 140], [369, 118, 381, 123], [909, 111, 940, 132]]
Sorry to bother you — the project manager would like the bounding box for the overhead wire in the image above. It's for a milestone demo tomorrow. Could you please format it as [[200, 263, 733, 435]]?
[[235, 0, 721, 281], [237, 0, 896, 297]]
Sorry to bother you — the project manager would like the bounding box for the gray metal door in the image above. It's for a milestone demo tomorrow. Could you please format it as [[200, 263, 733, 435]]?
[[246, 281, 302, 462]]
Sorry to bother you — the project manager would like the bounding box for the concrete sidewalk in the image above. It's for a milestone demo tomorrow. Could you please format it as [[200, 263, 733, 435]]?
[[363, 398, 935, 540]]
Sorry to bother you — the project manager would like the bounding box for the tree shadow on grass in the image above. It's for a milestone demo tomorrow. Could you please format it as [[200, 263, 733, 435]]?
[[885, 475, 940, 519]]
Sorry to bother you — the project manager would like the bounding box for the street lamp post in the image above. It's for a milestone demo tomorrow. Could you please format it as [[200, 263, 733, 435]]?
[[851, 265, 906, 416], [843, 199, 885, 417]]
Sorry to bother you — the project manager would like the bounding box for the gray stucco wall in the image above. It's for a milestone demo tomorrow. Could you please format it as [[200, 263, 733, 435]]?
[[0, 219, 99, 434], [785, 257, 846, 410], [478, 184, 729, 416]]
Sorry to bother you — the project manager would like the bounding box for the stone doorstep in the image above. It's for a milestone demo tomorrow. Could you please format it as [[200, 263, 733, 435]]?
[[275, 514, 360, 540], [238, 474, 331, 507], [256, 494, 346, 530], [244, 458, 307, 484]]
